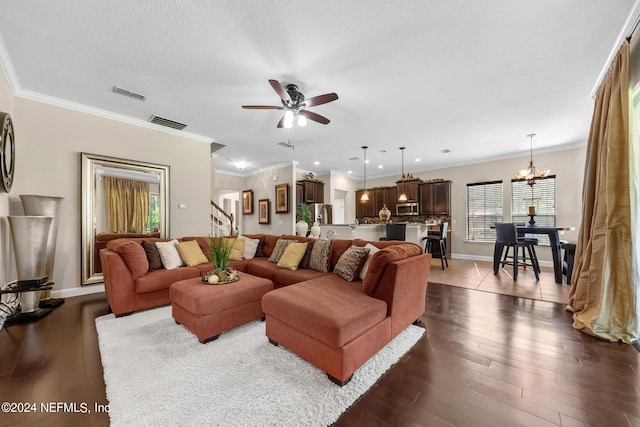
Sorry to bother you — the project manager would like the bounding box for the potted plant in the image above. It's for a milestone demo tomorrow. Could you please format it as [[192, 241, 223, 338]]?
[[208, 237, 233, 281], [296, 202, 312, 236]]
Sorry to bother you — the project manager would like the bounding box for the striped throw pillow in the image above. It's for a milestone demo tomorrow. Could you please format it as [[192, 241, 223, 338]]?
[[333, 245, 370, 281]]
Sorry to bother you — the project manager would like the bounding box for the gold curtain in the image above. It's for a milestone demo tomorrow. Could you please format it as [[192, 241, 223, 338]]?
[[568, 41, 639, 343], [104, 176, 150, 234]]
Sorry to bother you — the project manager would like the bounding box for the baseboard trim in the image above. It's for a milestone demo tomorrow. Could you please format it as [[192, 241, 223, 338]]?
[[51, 284, 105, 299], [450, 253, 554, 268]]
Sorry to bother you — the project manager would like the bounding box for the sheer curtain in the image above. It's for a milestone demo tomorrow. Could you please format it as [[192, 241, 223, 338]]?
[[568, 41, 639, 343], [104, 176, 150, 234]]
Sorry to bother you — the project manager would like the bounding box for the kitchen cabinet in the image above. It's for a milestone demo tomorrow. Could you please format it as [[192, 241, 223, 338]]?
[[396, 180, 419, 202], [297, 180, 324, 203], [355, 190, 377, 218], [420, 181, 451, 215]]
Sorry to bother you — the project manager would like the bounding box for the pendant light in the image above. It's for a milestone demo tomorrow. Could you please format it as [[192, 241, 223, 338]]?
[[398, 147, 408, 202], [360, 146, 369, 202]]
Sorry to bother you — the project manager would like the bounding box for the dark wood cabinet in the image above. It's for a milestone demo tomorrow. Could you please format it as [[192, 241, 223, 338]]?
[[355, 190, 377, 217], [298, 180, 324, 203], [381, 187, 397, 215], [420, 181, 451, 215], [396, 180, 419, 202]]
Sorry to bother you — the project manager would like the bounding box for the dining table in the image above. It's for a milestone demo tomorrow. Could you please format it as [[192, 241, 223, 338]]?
[[516, 225, 573, 284]]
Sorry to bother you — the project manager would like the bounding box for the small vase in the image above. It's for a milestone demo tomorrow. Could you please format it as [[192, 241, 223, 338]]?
[[310, 222, 321, 238], [296, 220, 309, 236], [379, 204, 391, 223]]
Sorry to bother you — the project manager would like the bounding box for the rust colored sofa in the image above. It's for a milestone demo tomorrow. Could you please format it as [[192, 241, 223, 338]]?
[[100, 233, 430, 385]]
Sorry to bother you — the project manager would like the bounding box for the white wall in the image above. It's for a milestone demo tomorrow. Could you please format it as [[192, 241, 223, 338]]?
[[0, 66, 211, 296]]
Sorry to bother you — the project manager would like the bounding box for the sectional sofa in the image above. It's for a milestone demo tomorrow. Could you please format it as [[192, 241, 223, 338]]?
[[100, 233, 431, 385]]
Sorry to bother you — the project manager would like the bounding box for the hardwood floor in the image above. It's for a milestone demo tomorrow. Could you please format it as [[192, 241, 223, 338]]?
[[1, 269, 638, 426]]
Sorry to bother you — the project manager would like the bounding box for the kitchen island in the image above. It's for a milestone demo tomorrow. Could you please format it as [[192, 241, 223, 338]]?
[[318, 223, 446, 249]]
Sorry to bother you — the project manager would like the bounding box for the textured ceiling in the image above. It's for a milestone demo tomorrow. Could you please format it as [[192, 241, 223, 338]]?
[[0, 1, 636, 179]]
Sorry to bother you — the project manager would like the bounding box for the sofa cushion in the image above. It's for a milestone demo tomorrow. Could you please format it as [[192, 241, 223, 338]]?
[[245, 258, 281, 281], [309, 239, 331, 272], [362, 244, 423, 296], [262, 278, 387, 347], [175, 240, 209, 267], [277, 242, 308, 270], [262, 234, 281, 258], [111, 240, 148, 280], [333, 245, 370, 282], [155, 239, 185, 270], [268, 239, 293, 263], [141, 240, 163, 272], [358, 243, 381, 280], [272, 267, 328, 287], [135, 267, 199, 293]]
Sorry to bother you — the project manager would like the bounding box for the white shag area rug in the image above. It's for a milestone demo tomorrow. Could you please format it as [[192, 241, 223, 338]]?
[[96, 306, 424, 427]]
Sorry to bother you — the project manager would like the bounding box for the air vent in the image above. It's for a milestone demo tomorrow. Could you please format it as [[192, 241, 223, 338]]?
[[441, 149, 451, 154], [112, 86, 146, 101], [349, 156, 360, 161], [149, 115, 187, 130], [278, 140, 294, 149]]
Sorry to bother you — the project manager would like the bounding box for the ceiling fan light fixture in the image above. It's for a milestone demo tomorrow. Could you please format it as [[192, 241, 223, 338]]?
[[297, 114, 307, 126]]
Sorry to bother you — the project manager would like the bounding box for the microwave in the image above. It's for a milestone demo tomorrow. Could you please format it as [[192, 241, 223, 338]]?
[[396, 203, 418, 216]]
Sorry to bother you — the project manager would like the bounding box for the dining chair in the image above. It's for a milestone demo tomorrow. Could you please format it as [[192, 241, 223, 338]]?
[[494, 222, 540, 280], [422, 221, 449, 270], [379, 223, 406, 241]]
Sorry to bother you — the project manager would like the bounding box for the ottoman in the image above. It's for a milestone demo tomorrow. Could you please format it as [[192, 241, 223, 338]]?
[[170, 272, 273, 343]]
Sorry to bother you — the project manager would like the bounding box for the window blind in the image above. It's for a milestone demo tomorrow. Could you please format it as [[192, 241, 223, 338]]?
[[511, 175, 556, 245], [467, 180, 503, 242]]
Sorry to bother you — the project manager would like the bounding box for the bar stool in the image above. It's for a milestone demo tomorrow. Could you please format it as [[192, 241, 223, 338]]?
[[422, 221, 448, 270], [494, 223, 540, 280]]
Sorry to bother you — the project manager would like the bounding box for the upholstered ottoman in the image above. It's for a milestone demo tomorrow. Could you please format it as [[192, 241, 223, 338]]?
[[170, 272, 273, 343]]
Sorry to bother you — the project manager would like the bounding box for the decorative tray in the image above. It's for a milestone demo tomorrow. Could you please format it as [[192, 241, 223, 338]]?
[[201, 270, 239, 285]]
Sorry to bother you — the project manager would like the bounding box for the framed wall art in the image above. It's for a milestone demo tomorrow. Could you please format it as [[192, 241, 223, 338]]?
[[258, 199, 270, 224], [275, 183, 289, 213], [242, 190, 253, 214]]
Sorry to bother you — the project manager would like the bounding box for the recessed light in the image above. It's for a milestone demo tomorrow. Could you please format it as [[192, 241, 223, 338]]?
[[348, 170, 352, 174], [364, 160, 370, 164], [378, 165, 383, 169], [314, 161, 319, 165], [415, 158, 421, 162]]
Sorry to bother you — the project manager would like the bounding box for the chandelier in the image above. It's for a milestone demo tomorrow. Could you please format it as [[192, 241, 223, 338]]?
[[514, 133, 550, 185]]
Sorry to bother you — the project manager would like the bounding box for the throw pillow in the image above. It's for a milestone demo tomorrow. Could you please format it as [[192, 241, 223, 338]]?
[[300, 240, 316, 269], [112, 240, 148, 279], [334, 245, 370, 281], [141, 240, 163, 272], [155, 239, 184, 270], [309, 239, 331, 272], [254, 236, 266, 257], [358, 243, 381, 280], [239, 236, 260, 259], [277, 242, 308, 271], [268, 239, 293, 263], [229, 238, 245, 261], [175, 240, 209, 267]]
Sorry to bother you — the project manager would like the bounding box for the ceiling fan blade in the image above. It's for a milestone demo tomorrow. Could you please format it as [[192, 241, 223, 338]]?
[[269, 79, 292, 106], [276, 115, 285, 128], [301, 93, 338, 108], [299, 109, 330, 125], [241, 105, 283, 110]]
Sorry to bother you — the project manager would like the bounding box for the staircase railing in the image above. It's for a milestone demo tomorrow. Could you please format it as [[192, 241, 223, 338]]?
[[211, 200, 235, 237]]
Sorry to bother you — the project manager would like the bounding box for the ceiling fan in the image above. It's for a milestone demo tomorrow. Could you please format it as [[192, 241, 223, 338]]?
[[242, 79, 338, 128]]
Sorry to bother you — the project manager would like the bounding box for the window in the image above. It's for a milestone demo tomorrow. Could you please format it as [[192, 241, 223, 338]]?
[[511, 175, 556, 245], [147, 193, 160, 233], [467, 180, 503, 242]]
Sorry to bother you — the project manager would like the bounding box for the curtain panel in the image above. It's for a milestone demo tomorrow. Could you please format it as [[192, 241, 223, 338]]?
[[568, 41, 639, 343], [104, 176, 150, 234]]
